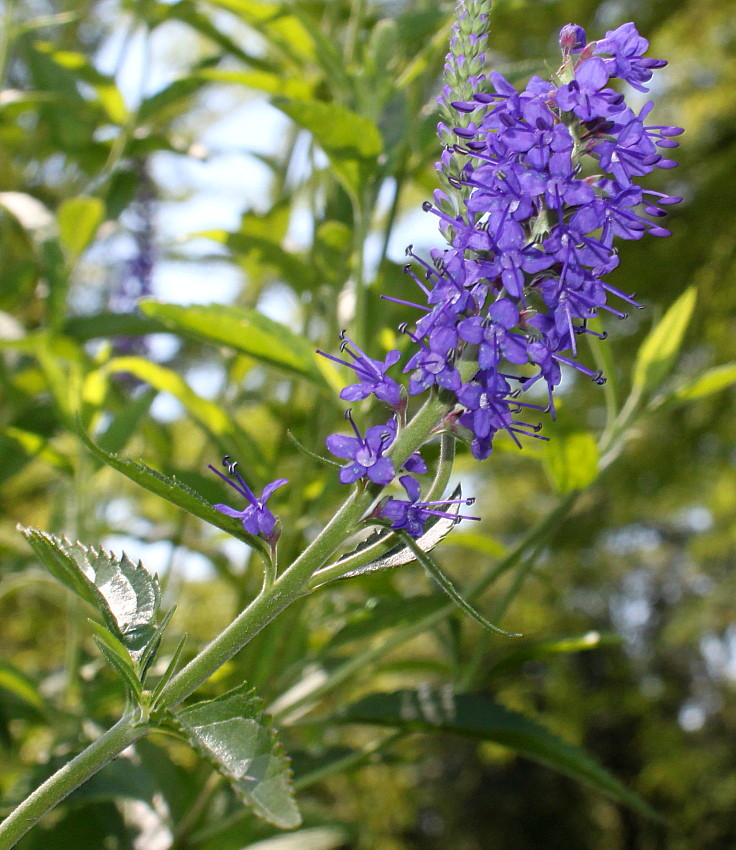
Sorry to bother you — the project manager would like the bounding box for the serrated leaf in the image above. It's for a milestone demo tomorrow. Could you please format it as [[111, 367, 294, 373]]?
[[57, 196, 104, 262], [138, 300, 331, 390], [19, 527, 160, 657], [632, 287, 697, 394], [174, 683, 301, 829], [271, 98, 382, 202], [78, 424, 270, 558], [543, 431, 599, 495], [340, 688, 661, 820]]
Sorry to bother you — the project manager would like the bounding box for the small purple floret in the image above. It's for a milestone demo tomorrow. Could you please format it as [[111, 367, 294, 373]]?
[[379, 475, 480, 538], [209, 457, 287, 542]]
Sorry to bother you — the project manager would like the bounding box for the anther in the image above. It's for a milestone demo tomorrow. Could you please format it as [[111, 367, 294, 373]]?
[[398, 322, 410, 334], [422, 201, 433, 212], [592, 371, 607, 385]]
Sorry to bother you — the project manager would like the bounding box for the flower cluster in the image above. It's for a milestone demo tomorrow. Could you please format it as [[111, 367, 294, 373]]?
[[215, 19, 681, 543], [318, 21, 681, 539]]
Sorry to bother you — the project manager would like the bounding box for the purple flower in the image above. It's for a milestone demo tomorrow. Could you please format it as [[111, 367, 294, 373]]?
[[594, 23, 667, 93], [326, 411, 396, 485], [317, 331, 402, 408], [556, 58, 625, 121], [379, 475, 480, 538], [209, 457, 287, 542]]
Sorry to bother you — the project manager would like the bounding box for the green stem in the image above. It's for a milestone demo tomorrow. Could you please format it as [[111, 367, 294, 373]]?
[[0, 717, 148, 850], [156, 392, 451, 712]]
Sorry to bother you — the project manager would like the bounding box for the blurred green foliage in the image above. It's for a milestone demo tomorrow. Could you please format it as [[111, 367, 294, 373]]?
[[0, 0, 735, 848]]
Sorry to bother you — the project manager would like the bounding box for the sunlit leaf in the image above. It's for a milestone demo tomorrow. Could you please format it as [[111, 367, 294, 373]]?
[[271, 98, 382, 201], [56, 196, 104, 262], [340, 688, 661, 820], [673, 362, 736, 401], [632, 287, 697, 394], [138, 300, 332, 390], [174, 683, 301, 829], [543, 431, 599, 494]]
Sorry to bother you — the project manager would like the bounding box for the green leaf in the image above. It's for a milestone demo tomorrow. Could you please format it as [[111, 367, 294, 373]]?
[[393, 529, 520, 638], [632, 287, 697, 394], [160, 1, 272, 69], [3, 426, 73, 473], [32, 42, 127, 124], [97, 387, 157, 455], [57, 196, 105, 262], [445, 530, 507, 558], [486, 631, 620, 678], [19, 527, 160, 657], [271, 98, 382, 202], [202, 0, 317, 64], [151, 634, 188, 703], [63, 311, 168, 340], [239, 827, 350, 850], [138, 300, 333, 390], [340, 688, 661, 820], [89, 625, 144, 699], [78, 425, 270, 558], [543, 431, 599, 494], [673, 362, 736, 401], [195, 68, 313, 99], [0, 661, 48, 714], [173, 683, 301, 829], [323, 596, 446, 652], [100, 356, 233, 440]]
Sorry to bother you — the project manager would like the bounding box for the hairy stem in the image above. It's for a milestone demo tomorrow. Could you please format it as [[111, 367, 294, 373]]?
[[0, 717, 149, 850]]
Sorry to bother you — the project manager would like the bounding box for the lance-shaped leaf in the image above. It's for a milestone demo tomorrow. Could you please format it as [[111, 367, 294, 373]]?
[[394, 529, 520, 638], [139, 300, 335, 392], [173, 684, 301, 829], [632, 287, 697, 395], [19, 527, 160, 660], [340, 688, 661, 820]]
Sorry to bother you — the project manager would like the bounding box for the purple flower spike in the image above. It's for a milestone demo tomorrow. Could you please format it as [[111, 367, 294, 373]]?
[[326, 410, 396, 486], [209, 457, 287, 542], [379, 475, 480, 538]]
